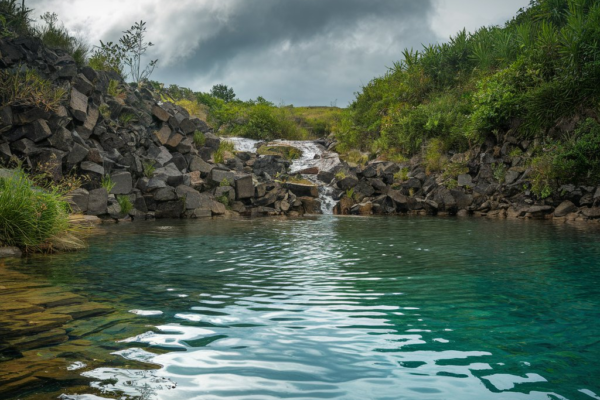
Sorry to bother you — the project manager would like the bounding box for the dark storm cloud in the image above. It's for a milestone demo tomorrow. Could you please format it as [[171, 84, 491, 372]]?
[[27, 0, 439, 105], [148, 0, 438, 105]]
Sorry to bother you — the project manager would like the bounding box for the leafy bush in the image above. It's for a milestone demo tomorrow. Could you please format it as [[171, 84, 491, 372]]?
[[423, 139, 447, 174], [0, 68, 66, 111], [107, 79, 124, 98], [0, 171, 70, 249]]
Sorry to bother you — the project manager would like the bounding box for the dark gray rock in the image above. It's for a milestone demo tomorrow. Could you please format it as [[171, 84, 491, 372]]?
[[110, 171, 132, 195], [189, 156, 214, 176], [25, 120, 52, 142], [68, 188, 89, 213], [286, 182, 319, 198], [70, 87, 89, 122], [47, 127, 73, 151], [317, 170, 335, 184], [155, 200, 184, 218], [337, 176, 359, 190], [235, 174, 254, 200], [154, 187, 177, 201], [176, 185, 203, 209], [554, 200, 578, 217], [80, 161, 104, 177], [67, 143, 89, 165], [146, 177, 167, 190], [147, 145, 173, 166], [210, 168, 235, 185], [582, 207, 600, 219], [88, 188, 108, 215], [457, 174, 472, 187]]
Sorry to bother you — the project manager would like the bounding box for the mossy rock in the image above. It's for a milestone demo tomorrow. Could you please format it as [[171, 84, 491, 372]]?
[[257, 145, 303, 160]]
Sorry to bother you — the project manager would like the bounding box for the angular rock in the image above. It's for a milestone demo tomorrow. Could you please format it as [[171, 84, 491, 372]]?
[[110, 171, 132, 195], [154, 187, 177, 202], [87, 188, 108, 215], [581, 207, 600, 219], [554, 200, 578, 218], [47, 127, 73, 151], [286, 182, 319, 198], [176, 185, 203, 209], [25, 120, 52, 143], [189, 156, 214, 176], [235, 174, 254, 200], [317, 170, 335, 184], [457, 174, 472, 187], [147, 145, 173, 166], [153, 126, 172, 146], [69, 88, 88, 122], [152, 104, 170, 122], [80, 161, 104, 177], [210, 169, 235, 185], [68, 188, 89, 213], [337, 176, 359, 190], [66, 143, 89, 165], [155, 200, 184, 218]]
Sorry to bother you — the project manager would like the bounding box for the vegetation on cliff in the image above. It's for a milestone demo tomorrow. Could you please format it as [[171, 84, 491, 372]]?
[[336, 0, 600, 197]]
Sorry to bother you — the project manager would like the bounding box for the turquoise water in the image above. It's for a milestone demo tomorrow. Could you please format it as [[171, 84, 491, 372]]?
[[14, 217, 600, 399]]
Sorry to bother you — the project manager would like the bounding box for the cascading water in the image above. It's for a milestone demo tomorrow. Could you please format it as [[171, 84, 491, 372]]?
[[226, 137, 340, 214]]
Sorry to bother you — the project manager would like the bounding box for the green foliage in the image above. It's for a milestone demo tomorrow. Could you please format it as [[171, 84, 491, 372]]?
[[491, 162, 507, 183], [99, 103, 111, 119], [107, 79, 124, 98], [193, 131, 206, 147], [216, 194, 230, 208], [257, 145, 302, 160], [445, 179, 459, 189], [101, 175, 115, 193], [142, 160, 156, 178], [119, 20, 157, 83], [117, 195, 133, 215], [0, 68, 66, 112], [345, 188, 355, 200], [213, 141, 234, 164], [0, 0, 32, 37], [34, 12, 88, 66], [210, 84, 236, 103], [335, 171, 347, 180], [337, 0, 600, 159], [442, 162, 469, 180], [423, 139, 447, 174], [89, 20, 157, 82], [220, 178, 231, 187], [342, 150, 369, 165], [118, 112, 136, 125], [394, 168, 410, 182], [0, 171, 70, 249], [529, 118, 600, 198]]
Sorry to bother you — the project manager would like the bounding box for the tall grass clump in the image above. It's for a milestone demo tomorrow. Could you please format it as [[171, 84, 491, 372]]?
[[0, 171, 70, 249], [0, 68, 66, 111], [34, 12, 88, 66]]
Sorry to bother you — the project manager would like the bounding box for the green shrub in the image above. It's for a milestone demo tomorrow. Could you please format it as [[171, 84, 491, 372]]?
[[99, 104, 111, 119], [0, 0, 33, 37], [101, 175, 115, 193], [394, 168, 410, 182], [491, 162, 507, 183], [220, 178, 231, 187], [423, 139, 447, 174], [193, 131, 206, 147], [142, 160, 156, 178], [335, 171, 347, 180], [216, 194, 230, 208], [108, 79, 124, 98], [0, 171, 70, 249], [118, 112, 136, 125], [117, 195, 133, 214]]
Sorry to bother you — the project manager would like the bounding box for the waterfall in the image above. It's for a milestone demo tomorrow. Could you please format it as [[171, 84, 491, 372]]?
[[227, 137, 339, 214]]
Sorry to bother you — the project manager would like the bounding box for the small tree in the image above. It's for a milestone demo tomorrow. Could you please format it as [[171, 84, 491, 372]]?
[[120, 20, 157, 83], [210, 84, 236, 103], [89, 20, 157, 83]]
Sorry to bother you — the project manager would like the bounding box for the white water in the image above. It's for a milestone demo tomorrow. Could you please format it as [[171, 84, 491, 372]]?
[[226, 137, 339, 214]]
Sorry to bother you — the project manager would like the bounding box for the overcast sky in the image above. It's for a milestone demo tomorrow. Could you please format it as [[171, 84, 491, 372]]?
[[28, 0, 530, 106]]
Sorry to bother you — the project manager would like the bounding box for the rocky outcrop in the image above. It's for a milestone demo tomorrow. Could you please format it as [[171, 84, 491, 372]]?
[[0, 36, 309, 220], [325, 140, 600, 223]]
